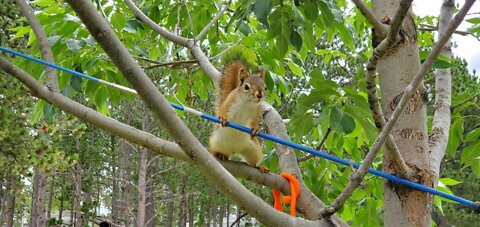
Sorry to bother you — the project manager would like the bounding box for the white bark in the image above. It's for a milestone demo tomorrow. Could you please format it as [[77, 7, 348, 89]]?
[[372, 1, 432, 225], [429, 0, 454, 186]]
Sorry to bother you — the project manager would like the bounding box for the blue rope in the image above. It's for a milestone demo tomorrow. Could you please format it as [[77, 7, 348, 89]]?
[[1, 46, 478, 208]]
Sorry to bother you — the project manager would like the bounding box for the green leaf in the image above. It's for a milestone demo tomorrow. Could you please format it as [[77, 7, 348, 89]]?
[[302, 0, 318, 21], [111, 11, 127, 30], [292, 1, 305, 25], [70, 75, 83, 92], [465, 128, 480, 142], [472, 159, 480, 178], [288, 112, 314, 137], [254, 0, 272, 28], [466, 18, 480, 24], [446, 118, 463, 156], [32, 0, 55, 7], [276, 34, 288, 59], [330, 106, 355, 134], [289, 30, 303, 52], [460, 141, 480, 166], [439, 178, 462, 186], [43, 103, 55, 124], [287, 61, 303, 77]]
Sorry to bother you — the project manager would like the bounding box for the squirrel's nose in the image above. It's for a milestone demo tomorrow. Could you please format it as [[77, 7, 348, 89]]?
[[257, 94, 262, 99]]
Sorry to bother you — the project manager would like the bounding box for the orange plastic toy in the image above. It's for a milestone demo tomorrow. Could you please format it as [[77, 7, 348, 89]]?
[[272, 173, 300, 216]]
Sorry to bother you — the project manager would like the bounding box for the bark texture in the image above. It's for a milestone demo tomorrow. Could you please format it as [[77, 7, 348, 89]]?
[[429, 0, 454, 186], [372, 0, 432, 226]]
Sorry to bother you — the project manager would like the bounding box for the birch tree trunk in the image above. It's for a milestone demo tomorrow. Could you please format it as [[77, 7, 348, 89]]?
[[430, 0, 454, 186], [372, 0, 432, 225]]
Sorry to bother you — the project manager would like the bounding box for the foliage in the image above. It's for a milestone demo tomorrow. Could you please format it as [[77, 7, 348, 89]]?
[[1, 0, 480, 225]]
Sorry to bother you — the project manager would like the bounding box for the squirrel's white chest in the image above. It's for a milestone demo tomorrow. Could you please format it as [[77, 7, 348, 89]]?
[[227, 96, 259, 125]]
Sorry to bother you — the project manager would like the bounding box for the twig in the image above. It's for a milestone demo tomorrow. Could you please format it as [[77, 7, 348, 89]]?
[[196, 0, 231, 41], [124, 0, 221, 81], [211, 38, 243, 59], [15, 0, 58, 92], [451, 90, 480, 110], [183, 0, 197, 41], [419, 24, 480, 41], [320, 0, 475, 218], [351, 0, 386, 37], [144, 59, 199, 70], [298, 128, 332, 162], [230, 213, 248, 227]]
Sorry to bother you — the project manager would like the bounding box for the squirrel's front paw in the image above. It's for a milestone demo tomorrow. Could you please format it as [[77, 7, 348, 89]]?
[[250, 128, 260, 139], [214, 152, 229, 161], [218, 116, 228, 127]]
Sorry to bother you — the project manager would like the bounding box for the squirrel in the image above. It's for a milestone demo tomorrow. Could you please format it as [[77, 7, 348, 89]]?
[[209, 54, 267, 170]]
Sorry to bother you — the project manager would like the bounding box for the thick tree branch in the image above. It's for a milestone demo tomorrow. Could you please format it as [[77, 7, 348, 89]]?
[[196, 0, 231, 41], [351, 0, 386, 36], [429, 0, 455, 186], [15, 0, 58, 92], [320, 0, 475, 217], [125, 0, 346, 223], [124, 0, 221, 81], [0, 56, 336, 226], [64, 1, 327, 225]]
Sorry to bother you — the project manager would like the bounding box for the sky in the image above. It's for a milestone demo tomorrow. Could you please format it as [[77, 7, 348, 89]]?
[[413, 0, 480, 75]]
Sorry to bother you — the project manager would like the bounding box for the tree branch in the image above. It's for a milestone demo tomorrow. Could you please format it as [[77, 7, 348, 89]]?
[[298, 128, 331, 162], [429, 0, 455, 186], [451, 90, 480, 110], [183, 0, 197, 40], [320, 0, 475, 217], [64, 1, 328, 225], [196, 0, 231, 41], [351, 0, 386, 37], [15, 0, 58, 92], [419, 24, 480, 42], [124, 0, 221, 81], [125, 0, 346, 223], [0, 56, 334, 226]]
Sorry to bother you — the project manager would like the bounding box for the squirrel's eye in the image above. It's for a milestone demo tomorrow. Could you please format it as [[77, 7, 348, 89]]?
[[244, 84, 250, 90]]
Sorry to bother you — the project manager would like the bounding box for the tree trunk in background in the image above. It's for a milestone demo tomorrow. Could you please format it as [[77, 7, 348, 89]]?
[[0, 178, 4, 226], [372, 1, 432, 226], [74, 139, 83, 227], [111, 135, 120, 225], [165, 188, 174, 227], [59, 175, 65, 224], [37, 170, 47, 227], [219, 204, 225, 227], [236, 205, 241, 227], [178, 176, 187, 227], [70, 181, 74, 226], [145, 163, 157, 227], [47, 173, 55, 220], [136, 104, 151, 227], [188, 194, 194, 227], [136, 147, 148, 227], [210, 204, 215, 227], [30, 171, 39, 227], [121, 103, 133, 226], [4, 175, 17, 227], [225, 203, 229, 226]]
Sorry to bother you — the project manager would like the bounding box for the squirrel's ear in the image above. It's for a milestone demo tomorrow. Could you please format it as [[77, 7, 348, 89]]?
[[258, 66, 265, 79]]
